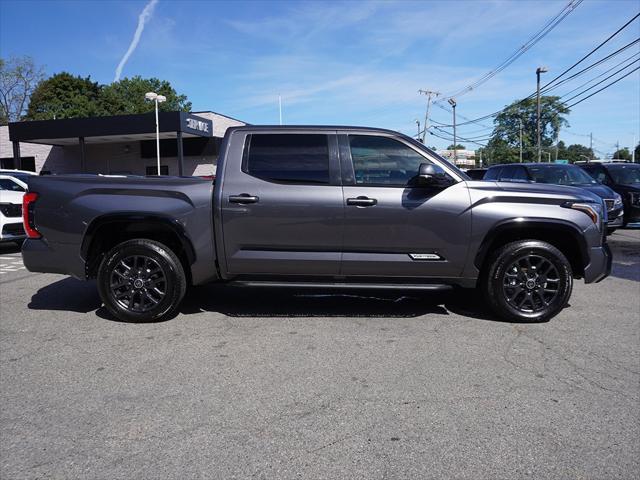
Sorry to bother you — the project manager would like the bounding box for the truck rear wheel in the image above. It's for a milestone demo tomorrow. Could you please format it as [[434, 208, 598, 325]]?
[[97, 239, 186, 322], [481, 240, 573, 323]]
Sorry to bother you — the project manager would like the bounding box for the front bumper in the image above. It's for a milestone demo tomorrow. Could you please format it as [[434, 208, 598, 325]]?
[[0, 220, 26, 242], [583, 242, 612, 283], [607, 209, 624, 228], [624, 204, 640, 227]]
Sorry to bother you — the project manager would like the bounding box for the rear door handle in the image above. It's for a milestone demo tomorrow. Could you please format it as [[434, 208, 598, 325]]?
[[229, 194, 259, 204], [346, 196, 377, 207]]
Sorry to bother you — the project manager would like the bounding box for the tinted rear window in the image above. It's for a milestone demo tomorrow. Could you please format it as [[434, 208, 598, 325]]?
[[484, 167, 502, 180], [244, 134, 330, 184]]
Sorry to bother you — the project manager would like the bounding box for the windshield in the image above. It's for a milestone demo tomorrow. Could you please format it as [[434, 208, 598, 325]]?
[[0, 178, 25, 192], [606, 164, 640, 185], [528, 165, 597, 186]]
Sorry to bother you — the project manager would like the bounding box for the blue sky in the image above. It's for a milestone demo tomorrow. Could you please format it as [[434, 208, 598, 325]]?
[[1, 0, 638, 156]]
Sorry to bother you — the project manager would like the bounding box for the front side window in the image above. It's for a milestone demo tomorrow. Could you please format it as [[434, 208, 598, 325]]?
[[245, 134, 330, 184], [349, 135, 450, 186]]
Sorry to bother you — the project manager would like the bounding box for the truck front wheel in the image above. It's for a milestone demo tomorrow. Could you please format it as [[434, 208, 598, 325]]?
[[482, 240, 573, 323], [97, 239, 187, 322]]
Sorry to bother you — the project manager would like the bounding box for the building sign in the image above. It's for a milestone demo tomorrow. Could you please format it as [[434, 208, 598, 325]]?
[[181, 113, 213, 137], [185, 117, 210, 134]]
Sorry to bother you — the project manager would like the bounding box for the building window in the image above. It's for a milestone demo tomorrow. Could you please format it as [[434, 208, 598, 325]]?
[[243, 134, 330, 184], [140, 137, 216, 158], [146, 165, 169, 175], [0, 157, 36, 172]]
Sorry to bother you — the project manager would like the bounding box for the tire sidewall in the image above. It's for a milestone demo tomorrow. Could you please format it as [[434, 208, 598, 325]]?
[[486, 241, 573, 322], [97, 240, 185, 322]]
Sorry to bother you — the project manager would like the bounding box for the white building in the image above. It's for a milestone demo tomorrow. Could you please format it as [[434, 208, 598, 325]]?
[[437, 149, 476, 168]]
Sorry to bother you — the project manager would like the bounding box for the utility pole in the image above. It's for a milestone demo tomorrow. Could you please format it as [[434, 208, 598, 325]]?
[[536, 66, 548, 162], [418, 89, 439, 143], [554, 130, 559, 162], [448, 98, 457, 165], [278, 95, 283, 125], [415, 119, 421, 140], [590, 132, 593, 155], [519, 118, 523, 163]]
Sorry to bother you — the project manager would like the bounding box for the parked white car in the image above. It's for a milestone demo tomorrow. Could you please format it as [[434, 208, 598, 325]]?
[[0, 175, 28, 244]]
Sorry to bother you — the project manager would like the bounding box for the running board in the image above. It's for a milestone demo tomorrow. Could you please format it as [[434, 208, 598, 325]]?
[[230, 281, 453, 291]]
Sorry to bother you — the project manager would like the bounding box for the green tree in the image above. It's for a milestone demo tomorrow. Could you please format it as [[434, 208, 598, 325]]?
[[634, 143, 639, 162], [25, 72, 101, 120], [446, 144, 466, 150], [0, 56, 45, 124], [99, 76, 191, 115], [488, 96, 570, 163], [565, 143, 594, 163], [612, 148, 631, 160]]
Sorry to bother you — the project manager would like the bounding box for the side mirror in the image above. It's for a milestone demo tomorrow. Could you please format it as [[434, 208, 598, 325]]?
[[418, 163, 438, 185]]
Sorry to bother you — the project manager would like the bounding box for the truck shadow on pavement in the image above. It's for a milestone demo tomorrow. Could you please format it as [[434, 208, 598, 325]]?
[[27, 278, 506, 322], [28, 278, 102, 314], [179, 284, 502, 322]]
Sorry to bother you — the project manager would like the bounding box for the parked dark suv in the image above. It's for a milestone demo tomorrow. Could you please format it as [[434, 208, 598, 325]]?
[[577, 162, 640, 227], [484, 163, 624, 231]]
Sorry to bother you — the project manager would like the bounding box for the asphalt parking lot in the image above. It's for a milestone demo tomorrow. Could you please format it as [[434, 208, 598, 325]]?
[[0, 231, 638, 479]]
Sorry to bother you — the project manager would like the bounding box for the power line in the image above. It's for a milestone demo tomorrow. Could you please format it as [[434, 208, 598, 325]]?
[[566, 65, 640, 108], [561, 58, 640, 103], [438, 0, 583, 102], [540, 38, 640, 94], [542, 11, 640, 90], [431, 13, 640, 128], [430, 126, 491, 147], [557, 51, 640, 98]]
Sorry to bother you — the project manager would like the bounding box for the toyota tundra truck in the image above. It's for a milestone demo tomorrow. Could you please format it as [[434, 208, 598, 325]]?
[[21, 126, 611, 323]]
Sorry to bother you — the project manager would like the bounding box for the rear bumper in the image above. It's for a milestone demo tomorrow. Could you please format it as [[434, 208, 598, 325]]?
[[21, 238, 86, 279], [583, 243, 612, 284]]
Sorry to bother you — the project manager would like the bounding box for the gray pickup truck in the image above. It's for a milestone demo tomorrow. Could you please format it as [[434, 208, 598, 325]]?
[[22, 126, 611, 323]]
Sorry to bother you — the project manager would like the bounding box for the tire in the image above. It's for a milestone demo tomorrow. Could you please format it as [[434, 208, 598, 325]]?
[[97, 239, 187, 322], [481, 240, 573, 323]]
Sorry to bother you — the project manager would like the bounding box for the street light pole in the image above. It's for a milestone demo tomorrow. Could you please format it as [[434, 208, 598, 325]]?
[[519, 118, 523, 162], [536, 66, 547, 163], [448, 98, 457, 164], [145, 91, 167, 175]]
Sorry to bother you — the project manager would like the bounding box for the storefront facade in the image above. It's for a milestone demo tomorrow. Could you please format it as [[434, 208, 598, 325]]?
[[0, 111, 245, 176]]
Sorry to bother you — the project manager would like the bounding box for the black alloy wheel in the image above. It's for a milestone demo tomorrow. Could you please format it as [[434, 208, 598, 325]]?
[[502, 254, 560, 314], [110, 255, 167, 313], [98, 239, 187, 322], [482, 240, 573, 323]]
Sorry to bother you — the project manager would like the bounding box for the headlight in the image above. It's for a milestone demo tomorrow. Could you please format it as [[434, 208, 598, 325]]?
[[613, 193, 623, 208], [562, 201, 604, 230]]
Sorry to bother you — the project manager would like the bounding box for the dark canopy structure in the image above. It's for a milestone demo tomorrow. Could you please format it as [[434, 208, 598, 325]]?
[[8, 111, 213, 176]]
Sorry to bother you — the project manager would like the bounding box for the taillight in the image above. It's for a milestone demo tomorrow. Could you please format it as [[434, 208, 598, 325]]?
[[22, 192, 41, 239]]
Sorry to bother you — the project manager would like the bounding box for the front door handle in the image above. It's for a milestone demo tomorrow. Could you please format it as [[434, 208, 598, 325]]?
[[346, 196, 377, 207], [229, 194, 259, 204]]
